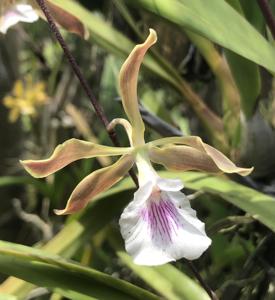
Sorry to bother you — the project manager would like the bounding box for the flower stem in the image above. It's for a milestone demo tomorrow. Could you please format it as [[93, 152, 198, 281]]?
[[186, 260, 219, 300], [257, 0, 275, 39], [35, 0, 138, 187]]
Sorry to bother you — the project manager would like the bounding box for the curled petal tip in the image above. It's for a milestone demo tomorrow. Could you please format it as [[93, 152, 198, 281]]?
[[20, 159, 46, 178], [238, 166, 254, 176], [148, 28, 157, 43], [53, 208, 74, 215], [53, 209, 66, 216], [53, 199, 86, 215]]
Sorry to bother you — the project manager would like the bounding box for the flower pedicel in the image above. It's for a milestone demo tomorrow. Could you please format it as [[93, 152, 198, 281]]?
[[21, 29, 253, 266]]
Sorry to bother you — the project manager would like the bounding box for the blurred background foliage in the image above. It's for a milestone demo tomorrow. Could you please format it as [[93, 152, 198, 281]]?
[[0, 0, 275, 299]]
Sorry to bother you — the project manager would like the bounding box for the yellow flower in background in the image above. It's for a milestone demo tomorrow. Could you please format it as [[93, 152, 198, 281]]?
[[3, 76, 48, 122]]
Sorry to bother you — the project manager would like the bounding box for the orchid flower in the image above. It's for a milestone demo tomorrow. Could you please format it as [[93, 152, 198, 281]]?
[[21, 29, 253, 266], [0, 0, 85, 37], [0, 0, 38, 34]]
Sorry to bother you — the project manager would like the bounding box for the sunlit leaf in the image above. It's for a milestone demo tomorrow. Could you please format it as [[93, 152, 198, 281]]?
[[0, 241, 159, 300], [118, 252, 210, 300], [127, 0, 275, 72]]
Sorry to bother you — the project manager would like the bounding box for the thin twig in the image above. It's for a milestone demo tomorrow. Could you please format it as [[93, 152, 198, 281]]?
[[220, 234, 273, 300], [186, 260, 219, 300], [257, 0, 275, 39], [139, 104, 184, 137], [13, 198, 53, 241], [35, 0, 138, 187]]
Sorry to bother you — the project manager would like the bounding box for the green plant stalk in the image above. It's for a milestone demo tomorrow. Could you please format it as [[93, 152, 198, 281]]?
[[257, 0, 275, 38], [0, 176, 49, 196]]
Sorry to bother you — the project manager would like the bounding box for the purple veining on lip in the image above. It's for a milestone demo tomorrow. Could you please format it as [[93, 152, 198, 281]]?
[[140, 192, 181, 245]]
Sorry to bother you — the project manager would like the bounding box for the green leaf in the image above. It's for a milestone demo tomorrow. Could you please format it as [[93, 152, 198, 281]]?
[[49, 0, 176, 87], [0, 183, 135, 298], [128, 0, 275, 73], [162, 172, 275, 232], [0, 294, 17, 300], [117, 251, 210, 300], [225, 50, 261, 117], [0, 241, 159, 300], [239, 0, 265, 33], [0, 176, 49, 196], [225, 0, 261, 118], [108, 232, 210, 300], [3, 172, 274, 297], [107, 172, 275, 232]]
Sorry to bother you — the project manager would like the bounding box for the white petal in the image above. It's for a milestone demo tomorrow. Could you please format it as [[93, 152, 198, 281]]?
[[165, 191, 211, 260], [157, 177, 184, 191], [0, 4, 39, 34], [119, 188, 211, 266]]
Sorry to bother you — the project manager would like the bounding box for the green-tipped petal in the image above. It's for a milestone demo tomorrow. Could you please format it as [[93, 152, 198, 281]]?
[[54, 154, 134, 215], [119, 28, 157, 146], [149, 136, 253, 176], [21, 138, 132, 178]]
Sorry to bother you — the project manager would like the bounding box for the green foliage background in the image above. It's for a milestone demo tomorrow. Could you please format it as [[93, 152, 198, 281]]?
[[0, 0, 275, 299]]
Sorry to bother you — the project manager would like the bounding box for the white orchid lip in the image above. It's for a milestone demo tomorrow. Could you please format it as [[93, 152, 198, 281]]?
[[139, 187, 181, 244], [119, 174, 211, 266], [0, 3, 39, 34]]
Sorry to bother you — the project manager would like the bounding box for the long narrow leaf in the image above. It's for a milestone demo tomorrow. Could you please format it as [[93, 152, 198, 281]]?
[[128, 0, 275, 73], [2, 172, 274, 297], [0, 241, 159, 300], [225, 0, 261, 118]]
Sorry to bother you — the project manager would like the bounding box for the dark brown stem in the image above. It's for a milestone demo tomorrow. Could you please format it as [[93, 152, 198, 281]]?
[[35, 0, 138, 187], [257, 0, 275, 39], [186, 260, 219, 300]]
